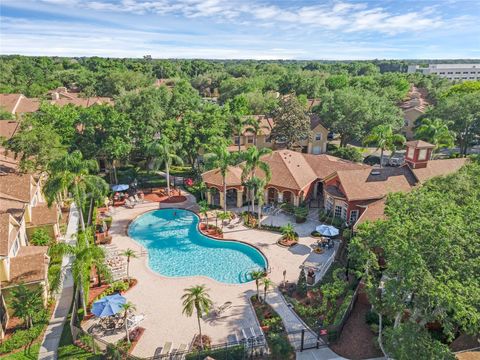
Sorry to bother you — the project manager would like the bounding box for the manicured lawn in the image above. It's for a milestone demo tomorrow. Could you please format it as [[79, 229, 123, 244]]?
[[2, 343, 40, 360], [57, 344, 103, 360]]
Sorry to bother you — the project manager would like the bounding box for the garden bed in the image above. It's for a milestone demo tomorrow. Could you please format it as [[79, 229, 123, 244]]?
[[199, 223, 223, 238], [250, 296, 295, 359]]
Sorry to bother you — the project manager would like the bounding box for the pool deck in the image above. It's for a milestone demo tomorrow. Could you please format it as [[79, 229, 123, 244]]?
[[100, 195, 337, 358]]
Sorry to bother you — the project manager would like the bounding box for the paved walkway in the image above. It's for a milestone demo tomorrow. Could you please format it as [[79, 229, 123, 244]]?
[[38, 203, 79, 360], [265, 290, 346, 359]]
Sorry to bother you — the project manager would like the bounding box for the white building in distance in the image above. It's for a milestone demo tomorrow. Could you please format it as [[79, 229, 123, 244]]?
[[407, 64, 480, 81]]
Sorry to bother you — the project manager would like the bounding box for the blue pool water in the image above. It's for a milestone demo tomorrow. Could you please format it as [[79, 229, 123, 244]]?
[[128, 209, 267, 284]]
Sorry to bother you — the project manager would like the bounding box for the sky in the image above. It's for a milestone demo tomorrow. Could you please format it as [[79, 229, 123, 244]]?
[[0, 0, 479, 60]]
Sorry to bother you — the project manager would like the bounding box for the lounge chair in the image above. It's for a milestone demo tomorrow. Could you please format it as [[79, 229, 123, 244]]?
[[124, 198, 135, 209], [212, 301, 232, 316], [171, 344, 187, 360], [134, 194, 142, 203]]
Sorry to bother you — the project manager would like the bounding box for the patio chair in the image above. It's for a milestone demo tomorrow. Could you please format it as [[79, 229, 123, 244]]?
[[124, 198, 135, 209], [212, 301, 232, 316], [134, 194, 143, 203]]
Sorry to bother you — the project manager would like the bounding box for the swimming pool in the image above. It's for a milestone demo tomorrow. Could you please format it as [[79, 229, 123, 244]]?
[[128, 209, 267, 284]]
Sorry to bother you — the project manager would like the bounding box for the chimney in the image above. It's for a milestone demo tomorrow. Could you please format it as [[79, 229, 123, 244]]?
[[404, 140, 435, 169]]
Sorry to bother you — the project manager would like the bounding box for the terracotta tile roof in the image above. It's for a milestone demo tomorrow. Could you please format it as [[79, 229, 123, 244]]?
[[202, 165, 244, 188], [335, 165, 418, 201], [0, 197, 26, 222], [354, 198, 387, 229], [0, 94, 39, 114], [202, 150, 365, 192], [0, 120, 20, 140], [2, 246, 49, 286], [227, 145, 248, 152], [50, 97, 114, 108], [303, 153, 369, 179], [0, 213, 20, 256], [29, 204, 58, 227], [0, 146, 19, 173], [411, 158, 468, 183], [0, 173, 37, 203], [406, 140, 435, 149]]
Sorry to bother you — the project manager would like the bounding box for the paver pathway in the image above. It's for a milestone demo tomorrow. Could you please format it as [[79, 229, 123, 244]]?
[[38, 203, 79, 360], [265, 290, 346, 359]]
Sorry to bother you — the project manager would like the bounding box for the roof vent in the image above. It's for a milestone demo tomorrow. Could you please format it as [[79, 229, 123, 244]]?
[[371, 171, 381, 175]]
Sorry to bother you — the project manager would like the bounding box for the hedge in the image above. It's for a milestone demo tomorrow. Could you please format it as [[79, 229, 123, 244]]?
[[185, 345, 245, 360], [0, 325, 44, 354]]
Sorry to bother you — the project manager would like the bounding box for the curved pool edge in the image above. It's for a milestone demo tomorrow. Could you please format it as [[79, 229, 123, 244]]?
[[124, 207, 269, 286]]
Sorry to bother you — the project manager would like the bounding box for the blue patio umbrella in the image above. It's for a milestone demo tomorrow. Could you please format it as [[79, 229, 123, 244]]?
[[91, 294, 126, 317], [315, 224, 339, 237], [111, 184, 129, 192]]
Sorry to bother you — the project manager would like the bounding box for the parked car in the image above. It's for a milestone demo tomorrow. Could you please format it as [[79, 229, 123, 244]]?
[[364, 155, 380, 166]]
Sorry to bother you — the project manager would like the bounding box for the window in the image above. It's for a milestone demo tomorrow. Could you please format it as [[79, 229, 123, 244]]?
[[418, 148, 427, 161], [326, 196, 334, 211], [455, 72, 461, 74], [447, 72, 453, 74], [247, 136, 254, 144], [234, 136, 240, 145], [334, 205, 342, 218], [439, 72, 445, 75], [341, 206, 347, 220], [463, 71, 469, 74], [349, 210, 359, 223], [315, 133, 322, 141], [12, 238, 19, 256], [407, 146, 415, 159]]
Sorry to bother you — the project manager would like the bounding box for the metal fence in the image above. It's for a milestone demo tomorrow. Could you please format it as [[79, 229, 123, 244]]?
[[286, 328, 329, 352]]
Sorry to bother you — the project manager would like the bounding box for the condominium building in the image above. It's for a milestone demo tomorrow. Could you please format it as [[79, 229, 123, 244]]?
[[407, 64, 480, 81]]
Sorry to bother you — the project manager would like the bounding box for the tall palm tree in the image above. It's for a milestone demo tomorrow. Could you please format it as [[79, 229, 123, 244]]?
[[121, 301, 136, 344], [147, 137, 184, 197], [121, 248, 137, 283], [253, 177, 267, 228], [245, 116, 269, 146], [414, 118, 455, 158], [44, 150, 109, 233], [231, 115, 248, 152], [10, 285, 43, 329], [250, 270, 265, 300], [241, 146, 272, 214], [181, 285, 213, 350], [363, 125, 406, 168], [198, 200, 210, 229], [261, 277, 273, 303], [204, 145, 241, 213]]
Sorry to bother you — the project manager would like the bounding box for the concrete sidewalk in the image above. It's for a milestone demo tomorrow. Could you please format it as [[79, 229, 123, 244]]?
[[38, 203, 79, 360]]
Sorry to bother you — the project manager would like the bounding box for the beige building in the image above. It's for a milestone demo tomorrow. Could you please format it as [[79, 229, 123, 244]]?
[[399, 86, 430, 140], [407, 64, 480, 81], [230, 114, 328, 155]]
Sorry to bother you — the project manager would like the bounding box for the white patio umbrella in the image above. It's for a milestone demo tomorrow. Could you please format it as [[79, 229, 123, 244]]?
[[315, 224, 339, 237]]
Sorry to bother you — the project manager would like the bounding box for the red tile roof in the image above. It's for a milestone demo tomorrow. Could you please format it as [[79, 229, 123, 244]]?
[[0, 213, 20, 256], [406, 140, 435, 149], [0, 121, 20, 140], [2, 246, 49, 286], [411, 158, 468, 183]]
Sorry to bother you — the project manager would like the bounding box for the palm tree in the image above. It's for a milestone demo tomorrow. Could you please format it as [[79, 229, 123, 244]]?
[[10, 284, 43, 329], [147, 137, 184, 198], [250, 270, 265, 300], [414, 118, 455, 158], [121, 301, 136, 344], [44, 150, 109, 233], [241, 146, 272, 215], [261, 277, 273, 303], [281, 223, 296, 241], [217, 211, 230, 229], [204, 145, 241, 213], [121, 248, 137, 283], [252, 177, 267, 228], [231, 115, 248, 152], [198, 200, 210, 229], [181, 285, 213, 350], [363, 125, 406, 168], [245, 116, 269, 146]]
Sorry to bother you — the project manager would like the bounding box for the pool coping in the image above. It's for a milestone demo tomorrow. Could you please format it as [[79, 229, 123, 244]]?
[[121, 206, 270, 286]]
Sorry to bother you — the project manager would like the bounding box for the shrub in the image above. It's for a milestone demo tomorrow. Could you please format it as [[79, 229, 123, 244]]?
[[30, 228, 52, 246], [311, 230, 321, 237], [294, 206, 308, 223], [104, 217, 113, 229], [329, 146, 364, 163], [268, 332, 294, 359], [185, 345, 245, 360], [0, 324, 44, 354], [297, 270, 307, 297], [365, 309, 379, 325], [48, 263, 62, 294]]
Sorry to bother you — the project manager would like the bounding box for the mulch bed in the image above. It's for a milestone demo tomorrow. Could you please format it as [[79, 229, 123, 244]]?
[[199, 223, 223, 238], [330, 294, 383, 360], [143, 193, 187, 203]]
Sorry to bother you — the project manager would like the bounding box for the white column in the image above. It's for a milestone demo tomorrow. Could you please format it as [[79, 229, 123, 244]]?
[[236, 190, 243, 208], [219, 191, 225, 209], [206, 191, 212, 205]]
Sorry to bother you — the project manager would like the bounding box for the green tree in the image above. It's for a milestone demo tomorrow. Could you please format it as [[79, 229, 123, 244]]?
[[414, 118, 454, 156], [121, 248, 138, 283], [271, 96, 311, 149], [245, 116, 269, 146], [204, 145, 240, 213], [429, 92, 480, 156], [147, 137, 184, 197], [181, 285, 213, 349], [350, 163, 480, 358], [281, 223, 296, 241], [261, 277, 273, 303], [0, 106, 14, 119], [10, 284, 44, 329], [320, 88, 403, 147], [29, 228, 52, 246], [329, 146, 364, 163], [121, 301, 137, 344], [43, 150, 108, 232], [198, 200, 210, 228], [250, 270, 265, 300], [241, 146, 272, 215], [364, 124, 406, 167]]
